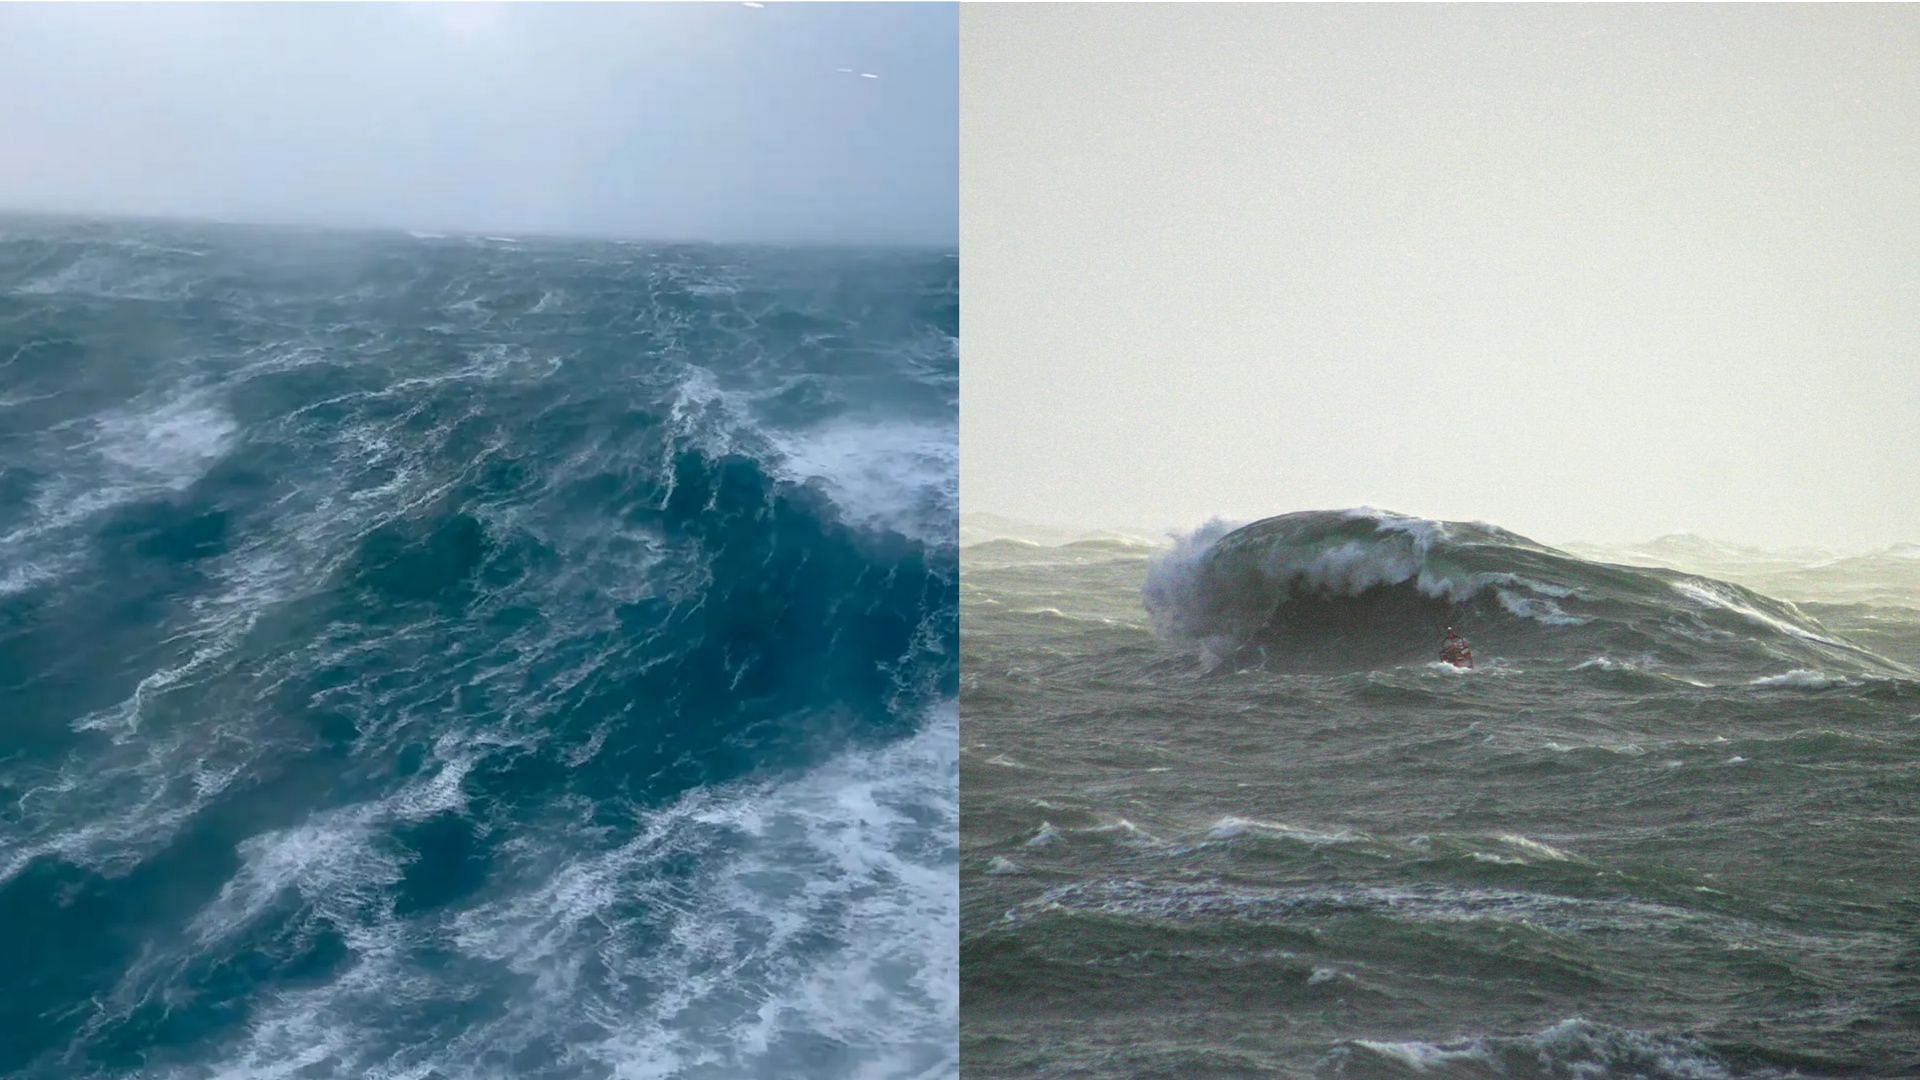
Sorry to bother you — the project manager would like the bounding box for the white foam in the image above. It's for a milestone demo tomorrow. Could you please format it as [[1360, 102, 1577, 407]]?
[[6, 393, 239, 556], [1341, 506, 1452, 552], [172, 705, 958, 1080], [0, 634, 273, 888], [567, 704, 960, 1077], [768, 416, 958, 548], [1339, 1018, 1733, 1079], [1530, 1018, 1732, 1079], [188, 758, 471, 945], [660, 368, 955, 548], [0, 560, 63, 596], [1294, 539, 1432, 597], [1349, 1036, 1491, 1070], [191, 818, 398, 945], [1496, 588, 1591, 626], [1025, 822, 1062, 848], [1482, 572, 1578, 599], [1575, 655, 1653, 673], [0, 786, 204, 888], [1140, 518, 1245, 643], [13, 251, 188, 301], [1085, 819, 1157, 845], [1670, 579, 1842, 647], [1750, 668, 1852, 689], [1204, 816, 1358, 846], [1496, 833, 1575, 862], [96, 395, 238, 484], [1144, 512, 1587, 655]]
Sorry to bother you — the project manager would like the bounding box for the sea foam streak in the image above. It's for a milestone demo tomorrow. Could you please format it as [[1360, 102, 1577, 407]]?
[[171, 705, 957, 1080], [962, 509, 1920, 1078], [0, 218, 957, 1078]]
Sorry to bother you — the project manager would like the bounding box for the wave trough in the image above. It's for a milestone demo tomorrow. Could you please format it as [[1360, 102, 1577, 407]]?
[[0, 216, 958, 1078]]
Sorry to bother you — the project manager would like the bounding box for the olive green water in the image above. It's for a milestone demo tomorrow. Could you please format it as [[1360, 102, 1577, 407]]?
[[961, 519, 1919, 1078]]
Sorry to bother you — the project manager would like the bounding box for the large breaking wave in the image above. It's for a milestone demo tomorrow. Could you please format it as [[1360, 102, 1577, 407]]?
[[1143, 508, 1909, 679]]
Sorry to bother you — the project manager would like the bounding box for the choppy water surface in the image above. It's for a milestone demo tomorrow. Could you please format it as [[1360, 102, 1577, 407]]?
[[961, 510, 1918, 1078], [0, 215, 958, 1079]]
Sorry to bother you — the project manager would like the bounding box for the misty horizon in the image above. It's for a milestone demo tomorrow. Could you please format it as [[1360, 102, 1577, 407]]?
[[958, 507, 1917, 558], [0, 3, 957, 246], [963, 5, 1920, 552], [0, 204, 958, 253]]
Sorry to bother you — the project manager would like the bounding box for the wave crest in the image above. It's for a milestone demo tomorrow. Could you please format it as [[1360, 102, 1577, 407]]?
[[1143, 509, 1907, 677]]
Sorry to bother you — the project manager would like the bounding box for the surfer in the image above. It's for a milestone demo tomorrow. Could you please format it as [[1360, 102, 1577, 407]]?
[[1441, 626, 1474, 669]]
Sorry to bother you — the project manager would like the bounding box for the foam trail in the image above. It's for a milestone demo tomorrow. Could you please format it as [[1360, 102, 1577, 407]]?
[[0, 219, 959, 1080]]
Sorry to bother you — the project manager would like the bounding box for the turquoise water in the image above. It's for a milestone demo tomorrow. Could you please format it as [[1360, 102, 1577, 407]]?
[[0, 216, 958, 1078]]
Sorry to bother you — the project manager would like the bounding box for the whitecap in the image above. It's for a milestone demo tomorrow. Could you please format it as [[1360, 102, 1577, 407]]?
[[1750, 668, 1852, 689], [184, 702, 960, 1080], [1025, 822, 1062, 848], [1496, 587, 1591, 626], [1204, 816, 1358, 846], [1496, 833, 1575, 862], [767, 415, 958, 548]]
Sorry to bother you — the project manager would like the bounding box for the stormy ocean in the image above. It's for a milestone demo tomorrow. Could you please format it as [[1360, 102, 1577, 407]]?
[[960, 509, 1919, 1078], [0, 215, 958, 1079]]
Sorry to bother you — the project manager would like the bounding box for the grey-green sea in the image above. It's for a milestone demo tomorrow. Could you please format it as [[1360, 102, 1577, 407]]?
[[961, 509, 1918, 1078]]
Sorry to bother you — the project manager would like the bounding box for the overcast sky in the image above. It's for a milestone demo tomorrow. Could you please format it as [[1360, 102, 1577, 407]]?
[[0, 2, 956, 246], [962, 5, 1919, 551]]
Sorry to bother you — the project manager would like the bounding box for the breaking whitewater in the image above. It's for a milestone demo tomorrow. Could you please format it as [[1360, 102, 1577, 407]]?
[[0, 215, 959, 1079], [961, 508, 1919, 1078]]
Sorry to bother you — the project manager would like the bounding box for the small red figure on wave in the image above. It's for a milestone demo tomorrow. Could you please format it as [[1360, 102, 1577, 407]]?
[[1440, 626, 1474, 669]]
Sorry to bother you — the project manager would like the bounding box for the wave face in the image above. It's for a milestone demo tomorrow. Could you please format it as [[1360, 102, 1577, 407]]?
[[961, 511, 1920, 1079], [0, 216, 957, 1078], [1144, 509, 1910, 679]]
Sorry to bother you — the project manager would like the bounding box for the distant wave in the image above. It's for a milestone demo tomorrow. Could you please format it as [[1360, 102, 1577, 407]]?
[[1143, 509, 1909, 677], [968, 502, 1918, 1078], [1327, 1017, 1746, 1079]]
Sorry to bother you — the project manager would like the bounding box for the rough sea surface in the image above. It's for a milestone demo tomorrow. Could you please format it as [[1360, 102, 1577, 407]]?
[[960, 509, 1919, 1078], [0, 215, 958, 1079]]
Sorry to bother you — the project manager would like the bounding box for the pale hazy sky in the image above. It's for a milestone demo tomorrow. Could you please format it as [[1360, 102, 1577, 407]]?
[[962, 5, 1919, 550], [0, 3, 956, 245]]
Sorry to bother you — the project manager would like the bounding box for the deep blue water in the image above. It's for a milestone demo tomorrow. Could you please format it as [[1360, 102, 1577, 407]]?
[[0, 216, 958, 1078]]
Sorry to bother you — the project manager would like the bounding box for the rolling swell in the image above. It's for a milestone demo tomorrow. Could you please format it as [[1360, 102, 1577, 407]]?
[[1144, 509, 1910, 680], [963, 511, 1920, 1078], [0, 216, 957, 1078]]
